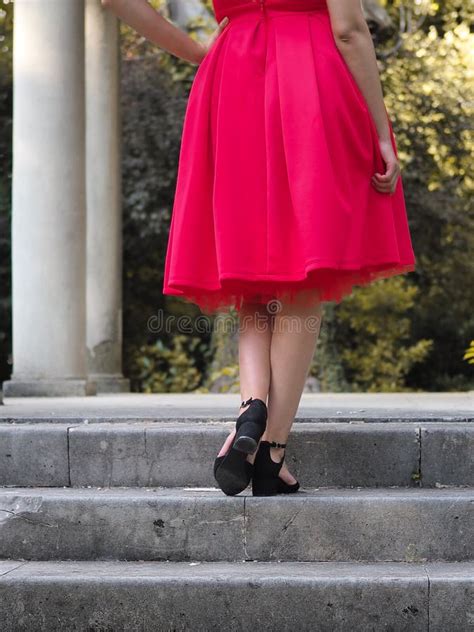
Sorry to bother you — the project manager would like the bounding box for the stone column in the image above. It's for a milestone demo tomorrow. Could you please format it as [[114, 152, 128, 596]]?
[[85, 0, 129, 392], [4, 0, 95, 396]]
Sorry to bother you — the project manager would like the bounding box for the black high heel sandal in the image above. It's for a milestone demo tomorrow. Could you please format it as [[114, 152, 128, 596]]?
[[252, 440, 300, 496], [214, 396, 268, 496]]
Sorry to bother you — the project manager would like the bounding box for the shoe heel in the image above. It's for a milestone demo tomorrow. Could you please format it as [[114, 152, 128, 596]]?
[[232, 421, 261, 454], [214, 449, 252, 496], [233, 397, 267, 455]]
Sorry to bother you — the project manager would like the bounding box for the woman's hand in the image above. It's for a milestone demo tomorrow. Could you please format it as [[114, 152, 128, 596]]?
[[196, 17, 229, 63], [372, 138, 401, 195], [101, 1, 229, 66]]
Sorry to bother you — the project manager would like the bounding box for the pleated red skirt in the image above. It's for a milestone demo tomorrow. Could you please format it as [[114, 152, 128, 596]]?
[[162, 0, 417, 314]]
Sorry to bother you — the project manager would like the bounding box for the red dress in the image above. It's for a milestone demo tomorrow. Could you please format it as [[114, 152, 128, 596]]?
[[162, 0, 416, 314]]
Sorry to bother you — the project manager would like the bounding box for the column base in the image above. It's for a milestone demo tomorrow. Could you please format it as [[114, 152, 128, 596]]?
[[88, 375, 130, 394], [3, 379, 97, 397]]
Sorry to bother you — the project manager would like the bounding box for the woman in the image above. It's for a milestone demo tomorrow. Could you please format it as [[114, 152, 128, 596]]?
[[102, 0, 416, 496]]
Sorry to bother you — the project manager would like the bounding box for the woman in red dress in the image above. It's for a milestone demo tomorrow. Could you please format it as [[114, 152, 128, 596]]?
[[102, 0, 416, 496]]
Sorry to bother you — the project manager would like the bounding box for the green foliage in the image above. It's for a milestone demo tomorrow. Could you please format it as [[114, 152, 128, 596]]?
[[204, 363, 240, 393], [335, 278, 433, 391], [120, 55, 214, 391], [464, 341, 474, 366], [118, 0, 220, 392], [202, 313, 240, 392], [375, 0, 474, 390], [311, 304, 351, 392], [130, 335, 203, 392], [0, 1, 13, 72]]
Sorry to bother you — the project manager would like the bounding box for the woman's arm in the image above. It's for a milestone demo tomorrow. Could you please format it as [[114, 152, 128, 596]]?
[[101, 0, 226, 65], [327, 0, 400, 193]]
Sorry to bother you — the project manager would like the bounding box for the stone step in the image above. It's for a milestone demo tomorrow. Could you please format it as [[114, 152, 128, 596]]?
[[1, 421, 472, 488], [0, 487, 472, 563], [3, 413, 473, 424], [2, 392, 473, 423], [0, 560, 472, 631]]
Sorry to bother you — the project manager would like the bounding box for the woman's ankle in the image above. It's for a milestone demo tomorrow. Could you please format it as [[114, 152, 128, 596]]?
[[261, 432, 288, 445], [269, 446, 285, 462]]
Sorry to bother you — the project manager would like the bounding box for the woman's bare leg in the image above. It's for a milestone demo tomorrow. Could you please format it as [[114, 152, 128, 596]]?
[[263, 291, 323, 484], [216, 300, 272, 463]]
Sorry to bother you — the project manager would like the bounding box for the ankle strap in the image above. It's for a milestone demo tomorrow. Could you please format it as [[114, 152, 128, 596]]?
[[240, 396, 267, 408], [240, 396, 253, 408], [268, 440, 287, 448]]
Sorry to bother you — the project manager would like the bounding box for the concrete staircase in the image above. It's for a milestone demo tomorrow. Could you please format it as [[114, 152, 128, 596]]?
[[0, 393, 473, 630]]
